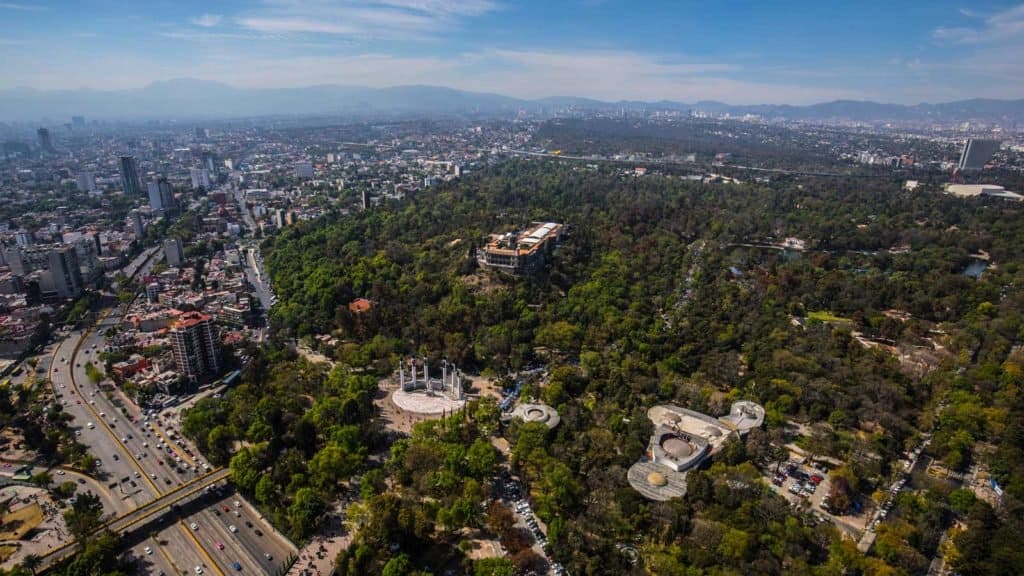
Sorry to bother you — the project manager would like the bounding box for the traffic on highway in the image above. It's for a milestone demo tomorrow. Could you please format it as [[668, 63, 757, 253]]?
[[39, 249, 295, 575]]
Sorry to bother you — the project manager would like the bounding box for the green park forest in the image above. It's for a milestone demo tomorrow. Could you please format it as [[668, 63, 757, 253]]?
[[183, 160, 1024, 575]]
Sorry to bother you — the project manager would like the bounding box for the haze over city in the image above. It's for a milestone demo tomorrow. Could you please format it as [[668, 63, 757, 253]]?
[[2, 0, 1024, 106]]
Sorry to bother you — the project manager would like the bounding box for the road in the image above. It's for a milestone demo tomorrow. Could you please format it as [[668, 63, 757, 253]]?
[[42, 247, 295, 574]]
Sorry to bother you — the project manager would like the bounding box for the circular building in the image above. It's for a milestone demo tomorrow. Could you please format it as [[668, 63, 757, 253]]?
[[511, 403, 560, 429]]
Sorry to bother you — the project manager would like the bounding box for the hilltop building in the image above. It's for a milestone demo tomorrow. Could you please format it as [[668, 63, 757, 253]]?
[[477, 222, 563, 275]]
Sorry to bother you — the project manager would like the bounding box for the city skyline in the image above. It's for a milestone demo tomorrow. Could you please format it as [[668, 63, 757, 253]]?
[[2, 1, 1024, 105]]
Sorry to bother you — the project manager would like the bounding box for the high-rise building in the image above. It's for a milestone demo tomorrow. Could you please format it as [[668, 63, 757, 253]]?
[[190, 168, 211, 190], [119, 155, 142, 195], [169, 311, 221, 382], [14, 230, 32, 247], [163, 237, 184, 267], [958, 139, 1001, 171], [75, 172, 96, 193], [201, 151, 217, 173], [129, 210, 145, 237], [146, 282, 161, 302], [37, 128, 54, 153], [295, 162, 314, 179], [147, 177, 175, 212], [48, 246, 83, 299]]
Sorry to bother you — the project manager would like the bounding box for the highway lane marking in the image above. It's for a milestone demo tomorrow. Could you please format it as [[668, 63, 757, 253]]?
[[66, 330, 164, 497], [180, 519, 227, 576], [154, 535, 182, 576]]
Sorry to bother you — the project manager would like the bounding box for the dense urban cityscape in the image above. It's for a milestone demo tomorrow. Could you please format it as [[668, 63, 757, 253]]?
[[2, 1, 1024, 576]]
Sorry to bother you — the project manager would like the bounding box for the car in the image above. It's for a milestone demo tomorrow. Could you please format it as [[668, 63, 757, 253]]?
[[194, 567, 203, 575], [216, 542, 224, 550], [151, 473, 157, 479], [144, 546, 152, 555], [75, 430, 82, 436], [222, 505, 230, 512], [122, 437, 128, 443], [190, 522, 199, 530], [164, 478, 171, 485], [56, 469, 65, 476], [233, 500, 241, 508], [99, 412, 105, 417], [244, 520, 253, 528], [143, 442, 148, 447], [157, 459, 162, 465], [77, 478, 86, 484], [134, 471, 140, 478], [232, 562, 242, 571], [228, 525, 237, 533], [87, 422, 95, 429], [112, 454, 119, 461], [264, 553, 272, 561]]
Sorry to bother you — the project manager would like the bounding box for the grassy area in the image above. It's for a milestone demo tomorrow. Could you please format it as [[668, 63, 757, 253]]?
[[807, 310, 852, 324], [0, 543, 18, 562], [0, 503, 45, 541]]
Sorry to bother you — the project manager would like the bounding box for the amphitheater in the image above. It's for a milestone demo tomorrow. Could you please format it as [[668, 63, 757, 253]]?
[[628, 401, 765, 500], [510, 403, 560, 429], [390, 357, 467, 415]]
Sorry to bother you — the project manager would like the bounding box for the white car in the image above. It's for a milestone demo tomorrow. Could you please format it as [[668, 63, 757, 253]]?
[[190, 522, 199, 530], [144, 546, 152, 555], [228, 525, 237, 533], [87, 422, 95, 429], [194, 567, 203, 575]]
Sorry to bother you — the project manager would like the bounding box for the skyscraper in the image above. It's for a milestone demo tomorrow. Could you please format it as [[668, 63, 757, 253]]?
[[119, 155, 142, 195], [37, 128, 54, 153], [147, 177, 174, 212], [190, 168, 211, 190], [957, 139, 1001, 171], [48, 246, 83, 299], [169, 311, 221, 382], [163, 237, 184, 267], [129, 210, 144, 237]]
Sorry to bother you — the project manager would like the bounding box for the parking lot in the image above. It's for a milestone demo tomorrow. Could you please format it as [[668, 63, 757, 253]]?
[[498, 475, 565, 576]]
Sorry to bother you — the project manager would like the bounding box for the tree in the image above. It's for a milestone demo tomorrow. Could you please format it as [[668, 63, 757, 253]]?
[[381, 553, 412, 576], [63, 491, 104, 541], [288, 487, 326, 539], [21, 554, 41, 575]]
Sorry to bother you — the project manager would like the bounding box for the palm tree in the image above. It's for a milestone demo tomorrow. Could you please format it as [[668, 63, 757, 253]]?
[[22, 554, 42, 575]]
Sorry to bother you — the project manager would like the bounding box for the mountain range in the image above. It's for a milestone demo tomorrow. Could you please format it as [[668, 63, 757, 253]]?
[[2, 78, 1022, 124]]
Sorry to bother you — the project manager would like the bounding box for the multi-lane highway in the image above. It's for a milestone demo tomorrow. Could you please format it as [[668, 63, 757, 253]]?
[[42, 248, 295, 574]]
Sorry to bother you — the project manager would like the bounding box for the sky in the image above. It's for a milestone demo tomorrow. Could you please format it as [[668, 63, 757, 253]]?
[[1, 0, 1023, 104]]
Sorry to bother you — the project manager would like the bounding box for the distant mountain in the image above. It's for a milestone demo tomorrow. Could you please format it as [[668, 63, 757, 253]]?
[[1, 79, 1022, 123]]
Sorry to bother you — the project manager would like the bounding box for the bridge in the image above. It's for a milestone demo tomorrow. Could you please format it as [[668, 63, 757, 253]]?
[[39, 467, 229, 570]]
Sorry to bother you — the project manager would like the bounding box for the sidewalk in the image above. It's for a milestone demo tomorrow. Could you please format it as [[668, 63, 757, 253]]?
[[286, 502, 351, 576]]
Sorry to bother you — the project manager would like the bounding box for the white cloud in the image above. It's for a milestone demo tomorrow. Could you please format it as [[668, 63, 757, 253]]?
[[236, 0, 499, 38], [236, 17, 360, 35], [192, 13, 223, 27], [934, 4, 1024, 44], [0, 2, 48, 11]]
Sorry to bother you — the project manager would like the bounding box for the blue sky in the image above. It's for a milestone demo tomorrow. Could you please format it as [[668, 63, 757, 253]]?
[[1, 0, 1023, 104]]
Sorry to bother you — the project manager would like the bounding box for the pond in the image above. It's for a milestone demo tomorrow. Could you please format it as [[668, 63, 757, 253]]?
[[962, 259, 988, 279]]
